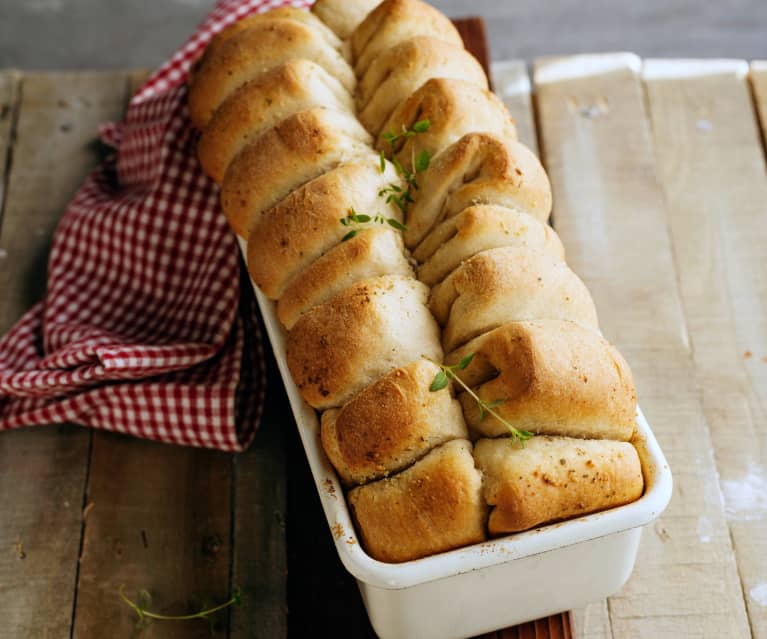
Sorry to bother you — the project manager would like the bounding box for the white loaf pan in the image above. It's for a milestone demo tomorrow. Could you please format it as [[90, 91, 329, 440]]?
[[237, 238, 673, 639]]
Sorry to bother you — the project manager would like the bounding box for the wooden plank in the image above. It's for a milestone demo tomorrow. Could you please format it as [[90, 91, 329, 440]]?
[[752, 61, 767, 147], [72, 434, 233, 638], [0, 71, 128, 638], [533, 53, 751, 638], [72, 69, 237, 639], [0, 70, 20, 228], [454, 17, 492, 86], [230, 344, 288, 639], [643, 58, 767, 639], [491, 60, 538, 154]]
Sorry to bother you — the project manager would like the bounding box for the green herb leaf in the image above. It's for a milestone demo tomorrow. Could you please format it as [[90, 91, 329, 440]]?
[[415, 149, 431, 172], [456, 353, 475, 370], [413, 119, 431, 133], [342, 230, 358, 242], [354, 214, 371, 223], [429, 370, 449, 392], [387, 218, 407, 231], [379, 150, 386, 173], [382, 132, 396, 143]]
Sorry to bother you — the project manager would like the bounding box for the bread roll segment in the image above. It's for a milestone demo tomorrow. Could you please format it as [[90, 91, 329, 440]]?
[[321, 360, 468, 485], [189, 18, 356, 128], [198, 60, 354, 184], [357, 36, 489, 134], [377, 78, 518, 166], [247, 160, 404, 300], [446, 320, 637, 440], [475, 437, 643, 535], [416, 204, 565, 287], [221, 107, 373, 238], [286, 275, 442, 410], [311, 0, 382, 39], [351, 0, 463, 76], [349, 440, 487, 563], [404, 133, 553, 249], [431, 246, 599, 351], [277, 227, 413, 329]]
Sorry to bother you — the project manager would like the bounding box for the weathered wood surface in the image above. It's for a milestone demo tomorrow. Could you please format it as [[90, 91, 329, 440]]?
[[643, 58, 767, 638], [534, 53, 752, 638], [2, 52, 767, 639], [0, 71, 127, 639]]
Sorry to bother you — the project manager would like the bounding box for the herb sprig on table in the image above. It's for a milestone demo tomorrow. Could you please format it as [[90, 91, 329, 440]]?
[[119, 584, 241, 631], [429, 354, 534, 445]]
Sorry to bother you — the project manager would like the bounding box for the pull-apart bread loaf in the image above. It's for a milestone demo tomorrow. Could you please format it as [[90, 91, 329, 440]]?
[[189, 0, 645, 564]]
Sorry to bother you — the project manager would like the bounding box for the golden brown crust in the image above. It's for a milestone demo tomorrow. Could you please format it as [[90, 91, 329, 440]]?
[[286, 275, 443, 409], [430, 246, 599, 351], [221, 107, 372, 238], [349, 440, 487, 562], [356, 36, 488, 135], [474, 437, 644, 535], [377, 78, 518, 166], [247, 160, 404, 299], [404, 133, 552, 249], [198, 60, 354, 183], [188, 19, 355, 128], [277, 228, 413, 329], [311, 0, 381, 39], [321, 360, 468, 486], [446, 320, 637, 440], [351, 0, 463, 76], [415, 205, 565, 286]]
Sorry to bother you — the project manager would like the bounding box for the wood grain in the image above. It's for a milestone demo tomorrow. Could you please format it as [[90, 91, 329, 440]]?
[[230, 340, 288, 639], [533, 53, 751, 638], [644, 59, 767, 638], [0, 71, 127, 639], [0, 70, 20, 229], [752, 61, 767, 147]]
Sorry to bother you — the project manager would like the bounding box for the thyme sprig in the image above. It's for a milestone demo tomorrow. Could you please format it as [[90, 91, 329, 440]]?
[[118, 584, 241, 628], [340, 207, 407, 242], [377, 119, 432, 214], [428, 354, 534, 445]]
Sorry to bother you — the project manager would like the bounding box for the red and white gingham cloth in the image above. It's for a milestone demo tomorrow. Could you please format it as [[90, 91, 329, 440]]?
[[0, 0, 310, 451]]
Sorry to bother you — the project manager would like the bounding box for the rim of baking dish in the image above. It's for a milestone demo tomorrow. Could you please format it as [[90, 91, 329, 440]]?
[[239, 239, 673, 591]]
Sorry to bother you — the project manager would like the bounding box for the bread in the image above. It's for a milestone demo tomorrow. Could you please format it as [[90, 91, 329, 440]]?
[[475, 437, 644, 535], [277, 227, 413, 329], [203, 8, 345, 60], [357, 36, 489, 134], [349, 439, 486, 562], [404, 133, 552, 249], [321, 360, 468, 485], [351, 0, 463, 76], [311, 0, 382, 39], [221, 108, 372, 238], [198, 60, 354, 183], [189, 18, 355, 128], [377, 78, 518, 166], [188, 1, 645, 563], [430, 246, 599, 351], [416, 205, 565, 287], [286, 275, 442, 409], [445, 320, 637, 440], [247, 160, 404, 299]]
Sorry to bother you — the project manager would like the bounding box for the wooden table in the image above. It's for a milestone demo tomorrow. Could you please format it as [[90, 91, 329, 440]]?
[[1, 47, 766, 639]]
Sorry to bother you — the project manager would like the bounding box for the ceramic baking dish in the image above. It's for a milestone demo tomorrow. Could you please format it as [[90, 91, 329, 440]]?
[[237, 238, 673, 639]]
